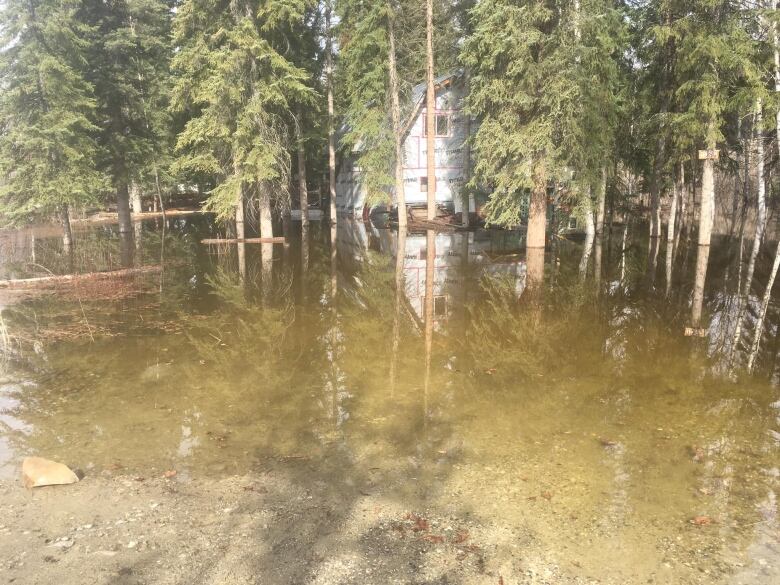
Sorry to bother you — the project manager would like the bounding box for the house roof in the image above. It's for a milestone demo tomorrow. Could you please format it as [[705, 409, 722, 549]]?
[[410, 70, 464, 107]]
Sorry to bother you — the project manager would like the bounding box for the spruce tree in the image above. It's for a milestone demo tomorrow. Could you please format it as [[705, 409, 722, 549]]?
[[171, 0, 315, 234], [81, 0, 173, 233], [0, 0, 104, 238]]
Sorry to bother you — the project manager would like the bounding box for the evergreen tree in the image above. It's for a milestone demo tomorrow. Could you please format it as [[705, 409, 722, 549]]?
[[81, 0, 173, 233], [171, 0, 315, 233], [0, 0, 104, 238]]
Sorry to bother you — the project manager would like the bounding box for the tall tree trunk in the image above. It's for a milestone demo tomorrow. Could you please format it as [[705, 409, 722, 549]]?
[[258, 184, 274, 294], [595, 167, 606, 235], [461, 75, 472, 228], [297, 111, 309, 228], [579, 194, 595, 280], [527, 162, 547, 249], [60, 205, 73, 253], [698, 137, 716, 247], [679, 162, 687, 234], [326, 1, 337, 228], [773, 1, 780, 162], [425, 0, 436, 221], [387, 8, 407, 230], [130, 182, 143, 214], [235, 175, 246, 280], [747, 239, 780, 372], [729, 100, 766, 363], [116, 176, 132, 235], [691, 243, 710, 328]]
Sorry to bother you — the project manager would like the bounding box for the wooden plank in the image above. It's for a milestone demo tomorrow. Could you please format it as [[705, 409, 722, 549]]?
[[0, 265, 163, 288], [697, 149, 719, 160], [201, 237, 286, 245]]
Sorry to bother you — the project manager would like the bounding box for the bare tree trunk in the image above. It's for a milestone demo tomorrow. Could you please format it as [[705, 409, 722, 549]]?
[[326, 2, 337, 229], [729, 101, 766, 363], [747, 239, 780, 372], [116, 175, 132, 235], [258, 184, 274, 293], [60, 205, 73, 253], [462, 75, 472, 228], [691, 244, 711, 328], [130, 182, 143, 214], [527, 162, 547, 249], [773, 1, 780, 162], [425, 0, 436, 221], [579, 195, 595, 280], [297, 111, 309, 228], [678, 162, 687, 234], [235, 175, 246, 280], [619, 222, 628, 287], [595, 168, 606, 235], [387, 8, 407, 230], [698, 138, 716, 247]]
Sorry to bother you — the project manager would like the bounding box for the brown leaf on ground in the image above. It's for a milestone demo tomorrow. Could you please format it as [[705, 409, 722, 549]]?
[[406, 513, 430, 532], [499, 577, 504, 585], [421, 534, 444, 544], [163, 470, 177, 479], [690, 515, 712, 526], [541, 490, 552, 500], [453, 530, 470, 544], [134, 477, 145, 482]]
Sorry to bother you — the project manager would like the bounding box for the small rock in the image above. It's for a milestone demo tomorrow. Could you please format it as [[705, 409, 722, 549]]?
[[48, 540, 74, 550], [21, 457, 79, 489]]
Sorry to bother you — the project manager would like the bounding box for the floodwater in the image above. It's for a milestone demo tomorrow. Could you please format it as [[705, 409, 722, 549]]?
[[0, 217, 778, 583]]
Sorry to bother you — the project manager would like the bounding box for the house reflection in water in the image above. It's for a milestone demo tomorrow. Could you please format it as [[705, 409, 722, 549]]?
[[337, 219, 527, 328]]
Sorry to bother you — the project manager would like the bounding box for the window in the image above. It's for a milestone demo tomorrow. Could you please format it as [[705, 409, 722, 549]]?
[[423, 114, 450, 137], [434, 295, 447, 316], [420, 177, 428, 192], [568, 217, 578, 229]]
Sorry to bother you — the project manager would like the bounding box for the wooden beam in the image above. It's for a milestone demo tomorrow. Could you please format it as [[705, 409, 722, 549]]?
[[0, 265, 163, 288], [200, 237, 286, 245]]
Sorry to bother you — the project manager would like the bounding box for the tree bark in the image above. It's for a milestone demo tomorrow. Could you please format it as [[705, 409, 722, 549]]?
[[747, 239, 780, 372], [526, 162, 547, 249], [595, 168, 606, 235], [116, 176, 133, 234], [258, 184, 274, 293], [461, 74, 472, 228], [297, 111, 309, 228], [729, 100, 766, 362], [130, 182, 143, 214], [326, 2, 337, 228], [579, 192, 595, 280], [387, 8, 407, 230], [691, 244, 710, 328], [60, 204, 73, 252], [425, 0, 436, 221], [235, 175, 246, 280], [698, 138, 716, 247]]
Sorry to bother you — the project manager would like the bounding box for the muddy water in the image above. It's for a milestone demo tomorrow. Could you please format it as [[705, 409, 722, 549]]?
[[0, 217, 778, 582]]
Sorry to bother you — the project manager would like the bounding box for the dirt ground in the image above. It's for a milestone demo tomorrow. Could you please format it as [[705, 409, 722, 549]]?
[[0, 465, 776, 585]]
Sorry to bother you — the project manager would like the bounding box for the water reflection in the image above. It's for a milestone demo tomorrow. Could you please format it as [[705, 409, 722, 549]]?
[[0, 218, 778, 581]]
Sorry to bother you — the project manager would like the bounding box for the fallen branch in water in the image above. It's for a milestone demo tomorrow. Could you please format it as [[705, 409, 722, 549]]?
[[0, 265, 163, 288], [200, 237, 286, 244]]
